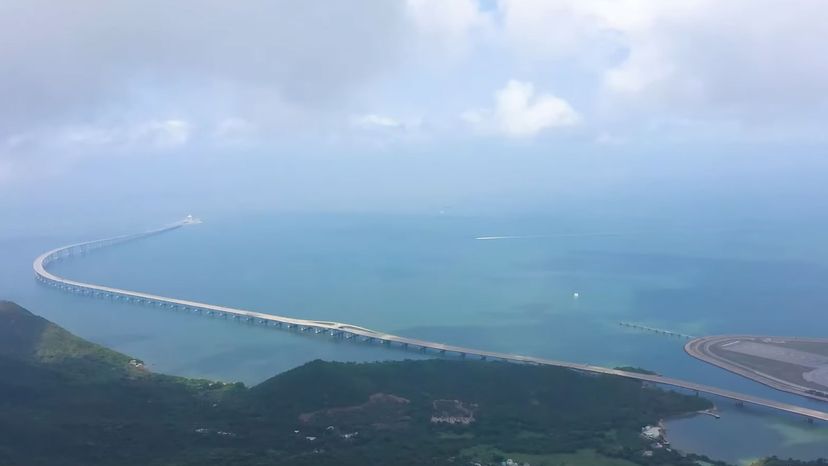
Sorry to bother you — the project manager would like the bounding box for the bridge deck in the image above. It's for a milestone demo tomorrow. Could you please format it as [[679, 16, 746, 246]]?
[[32, 221, 828, 422]]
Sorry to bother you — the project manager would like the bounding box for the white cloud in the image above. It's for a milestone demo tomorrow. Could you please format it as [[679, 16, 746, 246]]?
[[0, 1, 407, 140], [2, 0, 827, 172], [608, 1, 828, 119], [346, 113, 428, 149], [497, 0, 620, 60], [47, 119, 193, 150], [497, 0, 828, 125], [463, 80, 580, 137], [214, 117, 258, 142], [594, 131, 626, 146], [351, 114, 403, 130], [405, 0, 492, 55], [136, 120, 192, 147], [61, 127, 117, 146]]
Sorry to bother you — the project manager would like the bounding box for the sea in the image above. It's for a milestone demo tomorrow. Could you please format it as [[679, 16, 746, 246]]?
[[3, 210, 828, 465]]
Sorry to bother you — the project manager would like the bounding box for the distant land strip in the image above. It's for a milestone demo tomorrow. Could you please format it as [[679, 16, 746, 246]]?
[[33, 219, 828, 422], [474, 227, 744, 241]]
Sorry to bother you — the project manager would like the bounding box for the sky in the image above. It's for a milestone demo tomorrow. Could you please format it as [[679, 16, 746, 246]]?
[[1, 0, 827, 229]]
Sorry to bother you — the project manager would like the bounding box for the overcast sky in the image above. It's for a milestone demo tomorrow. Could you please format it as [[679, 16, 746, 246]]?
[[2, 1, 827, 227]]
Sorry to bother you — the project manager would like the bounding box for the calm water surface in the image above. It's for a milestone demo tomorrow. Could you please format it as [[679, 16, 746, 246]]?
[[3, 212, 828, 464]]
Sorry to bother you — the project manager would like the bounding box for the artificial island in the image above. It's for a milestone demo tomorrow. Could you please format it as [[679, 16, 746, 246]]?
[[686, 335, 828, 402]]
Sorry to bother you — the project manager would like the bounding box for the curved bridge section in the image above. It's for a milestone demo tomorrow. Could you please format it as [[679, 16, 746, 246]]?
[[34, 220, 828, 422]]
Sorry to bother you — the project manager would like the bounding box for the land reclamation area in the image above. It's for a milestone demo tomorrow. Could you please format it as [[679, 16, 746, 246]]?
[[687, 336, 828, 402]]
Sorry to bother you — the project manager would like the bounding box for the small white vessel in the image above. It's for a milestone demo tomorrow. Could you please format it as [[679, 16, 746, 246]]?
[[183, 214, 202, 225]]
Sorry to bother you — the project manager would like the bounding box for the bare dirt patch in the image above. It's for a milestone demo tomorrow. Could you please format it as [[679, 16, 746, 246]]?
[[431, 399, 477, 425], [299, 393, 412, 429]]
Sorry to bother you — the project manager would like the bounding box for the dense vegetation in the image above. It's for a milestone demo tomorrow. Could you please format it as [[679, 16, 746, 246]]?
[[754, 459, 828, 466], [0, 300, 723, 465]]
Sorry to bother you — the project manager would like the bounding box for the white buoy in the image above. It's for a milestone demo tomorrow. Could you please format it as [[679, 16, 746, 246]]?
[[573, 292, 580, 299]]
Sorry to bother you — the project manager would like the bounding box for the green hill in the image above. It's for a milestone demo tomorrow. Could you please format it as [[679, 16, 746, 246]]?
[[0, 301, 723, 466], [0, 300, 138, 380]]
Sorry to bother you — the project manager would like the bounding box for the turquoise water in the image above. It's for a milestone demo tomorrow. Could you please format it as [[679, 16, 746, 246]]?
[[3, 211, 828, 463]]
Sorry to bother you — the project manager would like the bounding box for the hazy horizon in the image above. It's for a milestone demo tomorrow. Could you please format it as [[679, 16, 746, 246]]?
[[3, 1, 828, 236]]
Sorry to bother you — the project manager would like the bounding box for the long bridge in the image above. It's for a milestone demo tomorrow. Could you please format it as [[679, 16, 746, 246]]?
[[33, 219, 828, 422], [619, 322, 695, 339]]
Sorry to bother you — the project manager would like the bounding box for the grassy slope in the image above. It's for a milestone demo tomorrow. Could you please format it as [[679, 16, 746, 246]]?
[[0, 300, 139, 383], [0, 301, 722, 466]]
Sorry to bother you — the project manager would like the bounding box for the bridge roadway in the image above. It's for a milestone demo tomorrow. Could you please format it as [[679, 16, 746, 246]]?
[[33, 220, 828, 422]]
